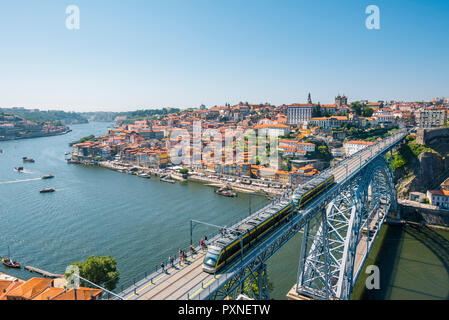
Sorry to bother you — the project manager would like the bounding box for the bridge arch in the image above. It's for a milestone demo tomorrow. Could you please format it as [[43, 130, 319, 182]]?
[[296, 156, 397, 300]]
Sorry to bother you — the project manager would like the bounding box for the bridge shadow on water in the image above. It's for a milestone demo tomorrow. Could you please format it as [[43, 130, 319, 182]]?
[[352, 223, 449, 300], [403, 224, 449, 300], [354, 224, 404, 300]]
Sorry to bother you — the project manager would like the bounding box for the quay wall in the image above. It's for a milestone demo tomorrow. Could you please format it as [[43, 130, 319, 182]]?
[[416, 127, 449, 145], [399, 200, 449, 227]]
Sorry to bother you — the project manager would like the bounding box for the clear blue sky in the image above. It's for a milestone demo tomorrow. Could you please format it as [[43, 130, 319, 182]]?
[[0, 0, 448, 112]]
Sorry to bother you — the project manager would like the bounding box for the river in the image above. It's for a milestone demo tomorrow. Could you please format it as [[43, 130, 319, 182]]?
[[0, 122, 448, 299]]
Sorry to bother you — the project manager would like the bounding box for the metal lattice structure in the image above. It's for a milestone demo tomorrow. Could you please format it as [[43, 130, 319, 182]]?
[[118, 130, 407, 301], [296, 156, 397, 300]]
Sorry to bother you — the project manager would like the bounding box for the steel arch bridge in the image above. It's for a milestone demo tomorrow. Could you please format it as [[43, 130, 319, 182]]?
[[116, 130, 407, 301], [185, 131, 405, 301], [296, 156, 397, 300], [201, 157, 398, 301]]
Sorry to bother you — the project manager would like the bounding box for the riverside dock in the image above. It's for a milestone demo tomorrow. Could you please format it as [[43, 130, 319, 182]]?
[[24, 266, 63, 278]]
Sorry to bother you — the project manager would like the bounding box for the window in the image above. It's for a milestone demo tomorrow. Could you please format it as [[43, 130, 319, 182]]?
[[204, 252, 219, 267]]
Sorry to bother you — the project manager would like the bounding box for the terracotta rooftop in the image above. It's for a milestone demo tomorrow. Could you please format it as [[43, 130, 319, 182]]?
[[31, 287, 65, 300], [6, 277, 53, 300], [52, 287, 103, 300]]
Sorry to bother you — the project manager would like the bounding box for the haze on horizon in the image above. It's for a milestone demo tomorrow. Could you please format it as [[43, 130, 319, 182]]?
[[0, 0, 448, 113]]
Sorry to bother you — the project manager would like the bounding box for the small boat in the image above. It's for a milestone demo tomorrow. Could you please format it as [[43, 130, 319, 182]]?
[[138, 173, 151, 179], [2, 257, 21, 269], [160, 177, 176, 183], [41, 174, 54, 179], [64, 152, 71, 155], [40, 187, 55, 193], [215, 186, 237, 197], [2, 246, 21, 269], [14, 166, 24, 172], [23, 157, 35, 163]]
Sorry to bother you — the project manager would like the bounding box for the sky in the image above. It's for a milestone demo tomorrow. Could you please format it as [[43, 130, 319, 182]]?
[[0, 0, 448, 112]]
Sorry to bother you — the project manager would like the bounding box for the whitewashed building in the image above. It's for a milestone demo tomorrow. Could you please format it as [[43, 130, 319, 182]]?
[[427, 189, 449, 209], [343, 140, 375, 156], [287, 104, 314, 127]]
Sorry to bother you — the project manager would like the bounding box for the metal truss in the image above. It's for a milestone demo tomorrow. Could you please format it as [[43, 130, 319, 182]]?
[[195, 206, 313, 300], [296, 157, 396, 300], [185, 132, 406, 301], [192, 157, 397, 300]]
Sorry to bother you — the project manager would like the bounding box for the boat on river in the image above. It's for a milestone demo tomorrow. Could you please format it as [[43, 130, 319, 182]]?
[[41, 174, 54, 179], [215, 186, 237, 197], [23, 157, 35, 163], [14, 166, 24, 172], [1, 246, 21, 269], [40, 187, 55, 193], [160, 175, 176, 183]]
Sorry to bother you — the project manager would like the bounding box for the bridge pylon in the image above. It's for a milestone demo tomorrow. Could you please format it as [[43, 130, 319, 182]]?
[[208, 262, 271, 300], [295, 156, 396, 300]]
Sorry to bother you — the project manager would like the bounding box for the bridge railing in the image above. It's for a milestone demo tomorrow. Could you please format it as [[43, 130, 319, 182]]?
[[186, 130, 409, 300], [114, 197, 271, 299], [115, 130, 408, 300], [112, 238, 215, 299]]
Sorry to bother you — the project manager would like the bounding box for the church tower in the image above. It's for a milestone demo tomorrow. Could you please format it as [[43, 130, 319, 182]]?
[[307, 93, 312, 104]]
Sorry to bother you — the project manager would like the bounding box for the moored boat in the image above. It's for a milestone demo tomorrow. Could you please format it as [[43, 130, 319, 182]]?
[[215, 186, 237, 197], [2, 257, 21, 269], [160, 177, 176, 183], [2, 246, 21, 269], [138, 173, 151, 179]]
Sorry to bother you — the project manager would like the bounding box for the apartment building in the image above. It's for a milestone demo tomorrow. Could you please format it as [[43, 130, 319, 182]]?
[[418, 108, 447, 128]]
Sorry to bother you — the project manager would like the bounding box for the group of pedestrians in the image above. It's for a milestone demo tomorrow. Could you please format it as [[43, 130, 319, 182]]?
[[179, 249, 187, 262], [200, 235, 208, 250], [159, 235, 209, 274], [161, 255, 176, 273]]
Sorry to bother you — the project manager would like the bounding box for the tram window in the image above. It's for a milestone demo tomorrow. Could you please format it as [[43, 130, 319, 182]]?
[[204, 252, 219, 267]]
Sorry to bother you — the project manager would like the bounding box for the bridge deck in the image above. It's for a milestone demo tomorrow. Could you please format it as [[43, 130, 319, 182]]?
[[124, 250, 210, 300], [119, 130, 407, 300]]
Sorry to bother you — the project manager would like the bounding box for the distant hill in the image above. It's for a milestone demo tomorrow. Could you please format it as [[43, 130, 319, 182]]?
[[81, 108, 181, 122], [0, 108, 88, 125]]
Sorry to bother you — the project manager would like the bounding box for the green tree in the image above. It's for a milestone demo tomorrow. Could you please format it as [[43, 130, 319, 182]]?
[[312, 104, 322, 117], [179, 168, 189, 174], [69, 255, 120, 291], [363, 107, 374, 117], [351, 102, 364, 116]]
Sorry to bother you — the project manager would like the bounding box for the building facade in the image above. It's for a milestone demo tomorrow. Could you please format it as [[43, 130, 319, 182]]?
[[343, 140, 375, 156], [418, 108, 447, 128], [287, 104, 313, 127]]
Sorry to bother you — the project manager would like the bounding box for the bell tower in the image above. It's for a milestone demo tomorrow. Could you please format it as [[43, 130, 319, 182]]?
[[307, 93, 312, 104]]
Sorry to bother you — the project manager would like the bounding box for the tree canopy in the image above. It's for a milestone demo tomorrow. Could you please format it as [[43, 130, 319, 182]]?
[[69, 255, 120, 291], [350, 102, 364, 116]]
